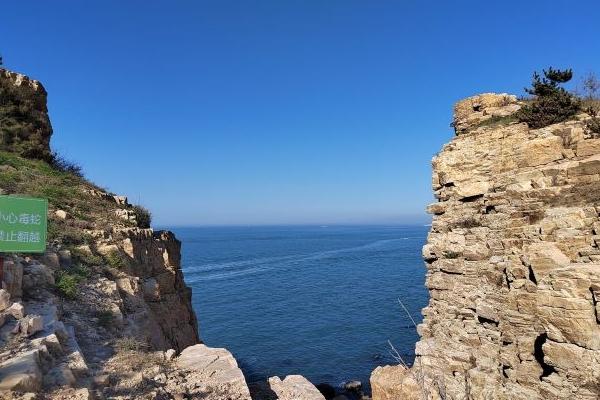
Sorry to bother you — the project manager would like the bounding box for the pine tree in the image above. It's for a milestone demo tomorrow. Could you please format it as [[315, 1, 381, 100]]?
[[516, 67, 580, 129]]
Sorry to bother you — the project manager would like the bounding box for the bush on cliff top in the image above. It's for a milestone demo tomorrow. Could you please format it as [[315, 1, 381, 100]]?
[[133, 205, 152, 229], [516, 67, 581, 129]]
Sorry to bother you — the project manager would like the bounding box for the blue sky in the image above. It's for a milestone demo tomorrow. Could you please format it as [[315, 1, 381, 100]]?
[[2, 1, 599, 226]]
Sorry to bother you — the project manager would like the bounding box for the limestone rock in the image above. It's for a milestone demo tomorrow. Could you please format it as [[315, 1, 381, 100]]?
[[453, 93, 519, 133], [0, 290, 11, 312], [0, 350, 42, 392], [54, 210, 68, 220], [2, 259, 23, 298], [20, 315, 43, 336], [268, 375, 325, 400], [371, 365, 421, 400], [372, 94, 600, 400], [175, 344, 252, 399], [7, 302, 25, 319]]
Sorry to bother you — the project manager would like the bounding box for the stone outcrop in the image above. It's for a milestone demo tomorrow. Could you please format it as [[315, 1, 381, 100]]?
[[452, 93, 520, 134], [268, 375, 326, 400], [0, 68, 53, 160], [372, 95, 600, 399]]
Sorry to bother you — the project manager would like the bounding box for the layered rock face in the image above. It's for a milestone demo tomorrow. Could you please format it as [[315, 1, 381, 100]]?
[[372, 94, 600, 399], [0, 69, 53, 161]]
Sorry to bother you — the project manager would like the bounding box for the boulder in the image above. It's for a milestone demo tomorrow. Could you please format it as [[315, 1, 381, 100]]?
[[176, 344, 251, 399], [0, 350, 42, 392], [54, 210, 68, 219], [268, 375, 325, 400], [371, 365, 421, 400], [7, 302, 25, 319], [20, 315, 43, 336]]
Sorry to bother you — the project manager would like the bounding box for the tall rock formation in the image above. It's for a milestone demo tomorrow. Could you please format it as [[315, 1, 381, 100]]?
[[372, 94, 600, 400], [0, 69, 53, 161]]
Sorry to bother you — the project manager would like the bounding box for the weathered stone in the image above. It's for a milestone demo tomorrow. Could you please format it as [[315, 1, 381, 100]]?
[[54, 210, 68, 219], [20, 315, 43, 336], [164, 349, 176, 361], [2, 259, 23, 298], [371, 365, 421, 400], [576, 138, 600, 157], [0, 350, 42, 392], [268, 375, 325, 400], [174, 344, 251, 399], [7, 302, 25, 319], [0, 290, 11, 312], [453, 93, 519, 133]]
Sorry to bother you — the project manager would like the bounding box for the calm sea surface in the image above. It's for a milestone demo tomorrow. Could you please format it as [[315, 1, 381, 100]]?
[[170, 225, 429, 391]]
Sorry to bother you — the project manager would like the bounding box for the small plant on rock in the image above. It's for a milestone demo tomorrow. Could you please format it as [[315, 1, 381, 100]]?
[[585, 107, 600, 137], [55, 271, 81, 299], [516, 67, 581, 129]]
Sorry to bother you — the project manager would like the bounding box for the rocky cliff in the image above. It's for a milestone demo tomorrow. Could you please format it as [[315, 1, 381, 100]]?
[[371, 94, 600, 399]]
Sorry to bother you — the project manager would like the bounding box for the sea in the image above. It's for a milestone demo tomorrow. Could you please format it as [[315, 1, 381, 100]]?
[[171, 225, 430, 392]]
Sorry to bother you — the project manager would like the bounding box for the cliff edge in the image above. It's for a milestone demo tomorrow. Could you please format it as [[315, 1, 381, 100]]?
[[371, 94, 600, 400]]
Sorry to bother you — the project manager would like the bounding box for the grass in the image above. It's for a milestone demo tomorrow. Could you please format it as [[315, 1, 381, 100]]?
[[0, 149, 145, 237], [471, 114, 519, 131], [115, 337, 149, 352], [55, 271, 82, 299]]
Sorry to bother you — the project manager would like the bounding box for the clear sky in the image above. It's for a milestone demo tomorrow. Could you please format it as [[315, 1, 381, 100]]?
[[2, 1, 599, 226]]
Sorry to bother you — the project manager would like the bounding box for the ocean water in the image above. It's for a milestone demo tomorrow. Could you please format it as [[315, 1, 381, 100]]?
[[172, 225, 429, 391]]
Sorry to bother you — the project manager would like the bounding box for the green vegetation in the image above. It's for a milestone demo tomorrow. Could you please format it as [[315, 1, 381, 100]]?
[[586, 108, 600, 137], [105, 250, 128, 269], [132, 205, 152, 229], [473, 114, 519, 130], [0, 149, 138, 243], [96, 310, 115, 328], [70, 246, 104, 266], [55, 270, 83, 299], [443, 250, 461, 259], [516, 67, 581, 129]]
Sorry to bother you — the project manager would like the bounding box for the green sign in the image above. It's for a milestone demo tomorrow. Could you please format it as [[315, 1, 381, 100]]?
[[0, 196, 47, 253]]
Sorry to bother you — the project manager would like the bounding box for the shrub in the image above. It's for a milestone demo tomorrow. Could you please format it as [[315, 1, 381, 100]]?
[[104, 250, 128, 269], [70, 247, 104, 266], [443, 250, 461, 259], [516, 67, 581, 129], [49, 152, 83, 177], [55, 271, 81, 299], [132, 205, 152, 229], [585, 106, 600, 137], [96, 310, 115, 328]]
